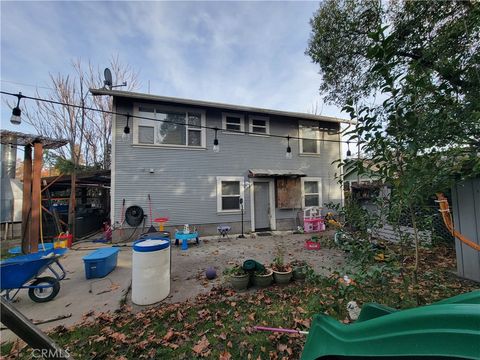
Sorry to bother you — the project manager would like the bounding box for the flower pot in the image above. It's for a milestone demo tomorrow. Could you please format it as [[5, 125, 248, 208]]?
[[229, 273, 250, 290], [253, 269, 273, 288], [292, 265, 307, 280], [273, 269, 293, 284]]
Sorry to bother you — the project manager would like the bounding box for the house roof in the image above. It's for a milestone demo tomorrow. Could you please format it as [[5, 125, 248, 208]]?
[[343, 158, 382, 179], [89, 88, 351, 124]]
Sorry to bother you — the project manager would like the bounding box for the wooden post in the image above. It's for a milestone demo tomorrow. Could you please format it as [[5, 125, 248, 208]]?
[[30, 142, 43, 252], [21, 145, 32, 254], [68, 168, 76, 241]]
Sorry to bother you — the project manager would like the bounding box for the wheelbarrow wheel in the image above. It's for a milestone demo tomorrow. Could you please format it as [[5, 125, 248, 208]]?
[[28, 277, 60, 303]]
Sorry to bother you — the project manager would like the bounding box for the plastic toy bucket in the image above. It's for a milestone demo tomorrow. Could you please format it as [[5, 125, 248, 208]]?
[[55, 233, 73, 248]]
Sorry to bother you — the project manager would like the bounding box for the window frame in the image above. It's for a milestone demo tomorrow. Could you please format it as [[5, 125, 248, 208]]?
[[248, 115, 270, 135], [133, 103, 206, 148], [299, 121, 320, 155], [216, 176, 244, 213], [222, 113, 245, 134], [301, 177, 322, 209]]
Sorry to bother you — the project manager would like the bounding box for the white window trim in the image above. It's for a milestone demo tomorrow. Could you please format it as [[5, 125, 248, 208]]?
[[222, 112, 245, 134], [249, 115, 270, 135], [216, 176, 245, 213], [133, 103, 207, 148], [301, 177, 322, 209], [299, 121, 320, 155]]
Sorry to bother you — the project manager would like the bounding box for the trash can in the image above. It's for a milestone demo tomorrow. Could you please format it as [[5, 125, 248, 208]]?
[[132, 235, 170, 305]]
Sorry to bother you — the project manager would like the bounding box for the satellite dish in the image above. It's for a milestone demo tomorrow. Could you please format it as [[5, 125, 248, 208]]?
[[104, 68, 113, 89]]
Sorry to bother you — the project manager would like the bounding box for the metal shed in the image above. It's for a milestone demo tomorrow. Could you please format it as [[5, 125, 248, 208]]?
[[451, 178, 480, 282]]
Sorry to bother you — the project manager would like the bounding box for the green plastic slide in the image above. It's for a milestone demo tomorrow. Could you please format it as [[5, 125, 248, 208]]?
[[301, 291, 480, 360], [357, 290, 480, 323]]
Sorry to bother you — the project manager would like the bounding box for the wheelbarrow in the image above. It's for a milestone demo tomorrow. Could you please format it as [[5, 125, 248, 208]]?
[[1, 248, 67, 303]]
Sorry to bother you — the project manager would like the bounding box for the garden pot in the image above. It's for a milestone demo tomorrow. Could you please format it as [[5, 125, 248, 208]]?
[[273, 269, 293, 284], [292, 265, 307, 281], [253, 269, 273, 288], [229, 273, 250, 290]]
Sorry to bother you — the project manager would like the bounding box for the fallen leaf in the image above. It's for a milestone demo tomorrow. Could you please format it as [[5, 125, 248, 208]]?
[[110, 332, 127, 343], [163, 329, 175, 341], [219, 350, 232, 360], [192, 335, 210, 354]]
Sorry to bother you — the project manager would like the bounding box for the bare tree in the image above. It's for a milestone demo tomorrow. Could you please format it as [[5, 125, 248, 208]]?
[[10, 56, 140, 239], [20, 56, 140, 170]]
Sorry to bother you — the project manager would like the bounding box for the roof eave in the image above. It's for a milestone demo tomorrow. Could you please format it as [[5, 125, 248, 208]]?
[[89, 88, 353, 124]]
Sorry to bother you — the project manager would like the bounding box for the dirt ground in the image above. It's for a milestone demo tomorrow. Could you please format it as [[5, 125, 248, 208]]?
[[1, 231, 344, 342]]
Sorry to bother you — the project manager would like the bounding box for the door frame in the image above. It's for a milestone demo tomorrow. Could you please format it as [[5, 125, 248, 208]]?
[[250, 178, 276, 232]]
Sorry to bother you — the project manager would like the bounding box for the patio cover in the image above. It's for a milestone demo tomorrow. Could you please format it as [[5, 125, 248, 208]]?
[[248, 169, 306, 178]]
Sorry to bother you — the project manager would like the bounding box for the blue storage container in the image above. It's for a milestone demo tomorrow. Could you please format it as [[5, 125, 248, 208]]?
[[82, 247, 119, 279]]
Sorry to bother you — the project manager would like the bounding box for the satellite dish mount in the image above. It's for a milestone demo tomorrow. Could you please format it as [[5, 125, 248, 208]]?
[[103, 68, 127, 90]]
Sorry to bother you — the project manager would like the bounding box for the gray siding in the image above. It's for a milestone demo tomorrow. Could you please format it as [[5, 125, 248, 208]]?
[[112, 98, 342, 232], [452, 178, 480, 282]]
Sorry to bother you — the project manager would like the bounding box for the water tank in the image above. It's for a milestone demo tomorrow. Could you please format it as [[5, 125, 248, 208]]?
[[132, 236, 170, 305]]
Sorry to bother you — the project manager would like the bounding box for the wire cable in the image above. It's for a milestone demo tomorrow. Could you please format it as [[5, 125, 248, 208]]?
[[1, 90, 354, 145]]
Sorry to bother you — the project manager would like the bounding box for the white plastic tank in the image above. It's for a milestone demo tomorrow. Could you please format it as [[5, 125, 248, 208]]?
[[132, 236, 170, 305]]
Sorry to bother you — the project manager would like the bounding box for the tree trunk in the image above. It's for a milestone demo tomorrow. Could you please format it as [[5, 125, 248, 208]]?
[[409, 203, 421, 305]]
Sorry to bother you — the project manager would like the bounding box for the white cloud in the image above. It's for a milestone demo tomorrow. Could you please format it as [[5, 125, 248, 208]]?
[[1, 0, 345, 135]]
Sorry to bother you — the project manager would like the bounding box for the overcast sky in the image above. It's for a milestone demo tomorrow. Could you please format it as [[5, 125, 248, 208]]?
[[1, 1, 345, 134]]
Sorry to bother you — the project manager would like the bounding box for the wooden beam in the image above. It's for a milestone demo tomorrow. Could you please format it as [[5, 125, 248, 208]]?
[[41, 206, 68, 227], [40, 173, 64, 193], [21, 145, 32, 254], [30, 142, 43, 252]]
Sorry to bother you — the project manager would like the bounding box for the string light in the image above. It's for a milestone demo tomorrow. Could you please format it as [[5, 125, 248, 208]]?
[[1, 90, 357, 156], [346, 141, 352, 157], [122, 114, 131, 141], [10, 92, 23, 125], [213, 127, 220, 153], [286, 135, 292, 159]]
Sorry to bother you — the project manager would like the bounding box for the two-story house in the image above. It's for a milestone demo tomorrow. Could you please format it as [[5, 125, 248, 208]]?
[[90, 89, 348, 238]]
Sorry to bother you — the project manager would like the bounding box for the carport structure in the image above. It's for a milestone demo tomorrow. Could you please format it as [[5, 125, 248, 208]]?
[[0, 130, 68, 254]]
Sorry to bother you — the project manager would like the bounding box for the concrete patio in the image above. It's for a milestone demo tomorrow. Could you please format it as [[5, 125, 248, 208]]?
[[1, 232, 344, 342]]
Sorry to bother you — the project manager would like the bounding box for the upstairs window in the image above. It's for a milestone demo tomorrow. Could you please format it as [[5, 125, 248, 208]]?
[[299, 121, 320, 154], [134, 106, 205, 147], [222, 113, 245, 133], [249, 116, 270, 135]]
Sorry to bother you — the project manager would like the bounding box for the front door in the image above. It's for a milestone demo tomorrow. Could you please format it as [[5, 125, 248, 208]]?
[[254, 182, 270, 231]]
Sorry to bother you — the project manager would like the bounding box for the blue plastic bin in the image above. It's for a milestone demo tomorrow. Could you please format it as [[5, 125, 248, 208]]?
[[82, 247, 119, 279]]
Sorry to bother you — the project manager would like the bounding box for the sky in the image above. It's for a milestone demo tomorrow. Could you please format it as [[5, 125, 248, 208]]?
[[1, 1, 345, 135]]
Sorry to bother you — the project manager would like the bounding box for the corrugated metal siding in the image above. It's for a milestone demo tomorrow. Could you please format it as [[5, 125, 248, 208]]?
[[112, 99, 342, 227], [452, 178, 480, 282]]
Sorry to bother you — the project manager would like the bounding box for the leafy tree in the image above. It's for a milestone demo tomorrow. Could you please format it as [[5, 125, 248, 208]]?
[[306, 0, 480, 115], [310, 1, 480, 302], [342, 21, 479, 302]]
